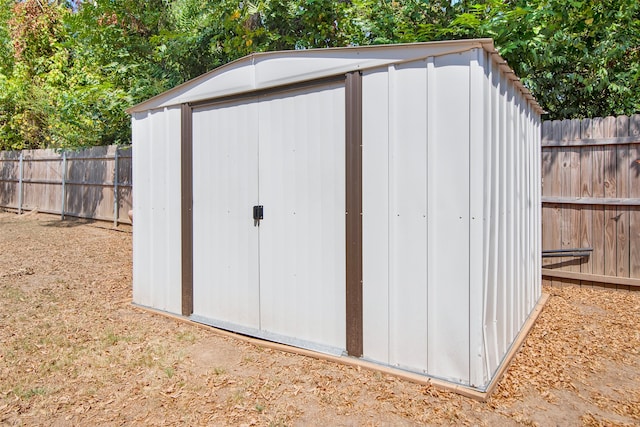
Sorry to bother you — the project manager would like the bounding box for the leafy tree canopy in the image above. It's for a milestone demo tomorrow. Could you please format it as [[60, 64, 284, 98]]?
[[0, 0, 638, 150]]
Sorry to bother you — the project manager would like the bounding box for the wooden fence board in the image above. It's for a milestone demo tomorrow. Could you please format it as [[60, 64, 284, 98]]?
[[579, 118, 593, 285], [603, 118, 617, 277], [630, 115, 640, 278], [591, 122, 606, 276], [616, 119, 630, 278]]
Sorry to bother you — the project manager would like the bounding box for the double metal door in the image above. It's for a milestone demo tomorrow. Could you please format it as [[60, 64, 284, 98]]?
[[191, 82, 346, 353]]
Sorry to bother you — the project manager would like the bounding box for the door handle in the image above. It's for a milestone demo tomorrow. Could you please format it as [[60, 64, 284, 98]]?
[[253, 205, 263, 226]]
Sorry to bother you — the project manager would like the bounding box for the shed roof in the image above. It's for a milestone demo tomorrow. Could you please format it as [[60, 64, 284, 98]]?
[[127, 38, 543, 114]]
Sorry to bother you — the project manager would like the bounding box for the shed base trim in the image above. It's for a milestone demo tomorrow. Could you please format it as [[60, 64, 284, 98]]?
[[132, 293, 548, 402], [189, 314, 345, 357]]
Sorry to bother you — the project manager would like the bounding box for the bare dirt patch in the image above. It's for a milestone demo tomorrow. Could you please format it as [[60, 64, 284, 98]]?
[[1, 211, 639, 426]]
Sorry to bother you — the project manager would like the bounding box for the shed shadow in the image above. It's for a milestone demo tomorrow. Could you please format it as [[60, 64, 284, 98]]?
[[40, 216, 97, 229]]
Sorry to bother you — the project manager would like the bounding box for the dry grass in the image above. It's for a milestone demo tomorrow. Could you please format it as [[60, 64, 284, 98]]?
[[1, 211, 639, 426]]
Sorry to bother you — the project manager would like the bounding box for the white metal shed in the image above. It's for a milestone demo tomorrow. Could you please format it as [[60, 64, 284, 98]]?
[[128, 39, 543, 392]]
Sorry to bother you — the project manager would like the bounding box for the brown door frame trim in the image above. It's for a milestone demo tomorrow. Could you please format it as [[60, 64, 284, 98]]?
[[180, 75, 364, 357], [181, 103, 194, 316], [345, 71, 363, 357]]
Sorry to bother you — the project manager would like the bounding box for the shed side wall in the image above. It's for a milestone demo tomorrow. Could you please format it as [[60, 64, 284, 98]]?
[[363, 49, 541, 388], [481, 51, 542, 381], [363, 52, 475, 385], [132, 107, 182, 314]]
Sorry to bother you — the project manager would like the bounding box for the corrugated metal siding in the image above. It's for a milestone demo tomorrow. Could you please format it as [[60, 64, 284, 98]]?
[[132, 107, 182, 314], [362, 48, 541, 388]]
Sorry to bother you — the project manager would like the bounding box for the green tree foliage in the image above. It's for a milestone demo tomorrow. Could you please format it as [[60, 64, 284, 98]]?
[[0, 0, 638, 150], [0, 0, 172, 150], [438, 0, 640, 119], [0, 0, 66, 149]]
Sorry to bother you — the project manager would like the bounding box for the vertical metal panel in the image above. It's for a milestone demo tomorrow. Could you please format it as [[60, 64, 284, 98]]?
[[388, 60, 429, 372], [191, 100, 260, 330], [181, 103, 193, 316], [484, 55, 501, 374], [497, 70, 509, 355], [158, 107, 183, 314], [345, 72, 363, 357], [362, 69, 390, 363], [132, 107, 182, 315], [258, 82, 346, 351], [132, 113, 150, 309], [505, 83, 516, 345], [427, 51, 472, 383], [468, 49, 487, 387]]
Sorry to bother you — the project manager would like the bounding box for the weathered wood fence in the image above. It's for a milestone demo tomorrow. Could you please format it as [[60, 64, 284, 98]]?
[[541, 114, 640, 289], [0, 145, 132, 225]]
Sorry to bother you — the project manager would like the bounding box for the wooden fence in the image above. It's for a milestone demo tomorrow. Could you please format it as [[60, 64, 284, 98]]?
[[0, 145, 132, 225], [541, 114, 640, 289]]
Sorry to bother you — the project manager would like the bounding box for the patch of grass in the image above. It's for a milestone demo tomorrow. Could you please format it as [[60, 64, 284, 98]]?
[[1, 286, 25, 301], [176, 331, 196, 343], [164, 367, 175, 378], [3, 348, 16, 361], [229, 387, 246, 404], [255, 402, 265, 413], [104, 331, 121, 346], [213, 366, 226, 375], [103, 330, 132, 346], [135, 352, 155, 368], [14, 386, 47, 399]]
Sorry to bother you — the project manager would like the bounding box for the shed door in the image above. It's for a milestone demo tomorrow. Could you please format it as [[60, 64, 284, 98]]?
[[191, 82, 346, 352], [192, 100, 260, 331], [258, 83, 346, 351]]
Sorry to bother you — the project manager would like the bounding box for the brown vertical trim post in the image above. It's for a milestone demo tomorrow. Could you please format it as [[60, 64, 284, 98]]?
[[345, 72, 363, 357], [181, 103, 194, 316]]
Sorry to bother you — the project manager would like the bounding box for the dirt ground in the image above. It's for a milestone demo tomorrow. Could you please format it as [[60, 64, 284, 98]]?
[[0, 211, 639, 426]]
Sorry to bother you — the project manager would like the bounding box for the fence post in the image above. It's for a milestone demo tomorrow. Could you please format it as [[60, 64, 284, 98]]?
[[61, 151, 66, 220], [113, 149, 119, 227], [18, 151, 23, 214]]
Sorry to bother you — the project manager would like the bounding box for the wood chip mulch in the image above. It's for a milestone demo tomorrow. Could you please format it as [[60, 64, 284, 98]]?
[[1, 212, 639, 426]]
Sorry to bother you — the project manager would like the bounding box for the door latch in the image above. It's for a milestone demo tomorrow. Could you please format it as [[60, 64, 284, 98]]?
[[253, 205, 263, 226]]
